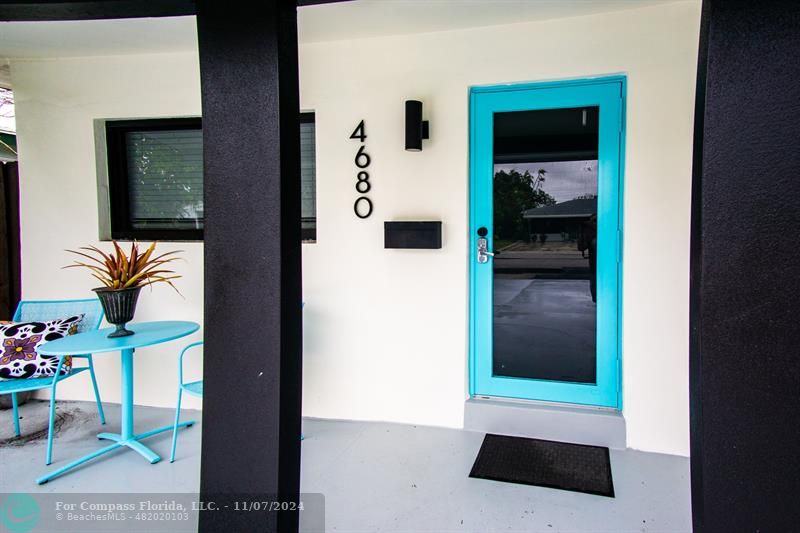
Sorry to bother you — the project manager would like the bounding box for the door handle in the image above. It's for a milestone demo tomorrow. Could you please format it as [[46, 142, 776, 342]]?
[[477, 237, 494, 264]]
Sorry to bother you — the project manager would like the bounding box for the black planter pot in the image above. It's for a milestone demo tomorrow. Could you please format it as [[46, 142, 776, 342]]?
[[93, 286, 141, 338]]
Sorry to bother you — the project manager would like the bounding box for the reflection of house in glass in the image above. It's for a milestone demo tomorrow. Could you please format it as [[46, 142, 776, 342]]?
[[522, 197, 597, 243]]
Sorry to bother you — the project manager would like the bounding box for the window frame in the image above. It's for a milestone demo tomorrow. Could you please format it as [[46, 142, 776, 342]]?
[[105, 113, 317, 242], [106, 117, 204, 241]]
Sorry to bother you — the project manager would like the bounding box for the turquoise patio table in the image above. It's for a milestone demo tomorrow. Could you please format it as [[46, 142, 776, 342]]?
[[35, 321, 200, 484]]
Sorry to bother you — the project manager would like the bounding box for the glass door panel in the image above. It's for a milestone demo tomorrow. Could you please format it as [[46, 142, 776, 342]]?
[[492, 107, 599, 384]]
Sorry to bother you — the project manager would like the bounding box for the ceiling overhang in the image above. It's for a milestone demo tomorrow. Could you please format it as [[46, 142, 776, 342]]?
[[0, 0, 351, 21]]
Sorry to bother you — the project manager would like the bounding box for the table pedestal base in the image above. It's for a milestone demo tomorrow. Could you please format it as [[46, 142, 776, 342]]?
[[36, 420, 195, 484]]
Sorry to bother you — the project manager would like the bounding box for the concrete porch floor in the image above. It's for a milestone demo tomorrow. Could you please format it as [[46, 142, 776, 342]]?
[[1, 401, 691, 532]]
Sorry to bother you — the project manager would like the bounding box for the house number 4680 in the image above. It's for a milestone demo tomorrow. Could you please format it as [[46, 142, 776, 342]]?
[[350, 120, 373, 219]]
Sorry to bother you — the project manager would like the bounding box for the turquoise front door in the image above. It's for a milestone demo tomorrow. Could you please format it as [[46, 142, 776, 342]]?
[[469, 76, 624, 408]]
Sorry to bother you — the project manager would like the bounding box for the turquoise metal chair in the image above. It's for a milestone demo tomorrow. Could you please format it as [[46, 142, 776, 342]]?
[[169, 341, 203, 463], [2, 298, 106, 464], [170, 303, 306, 462]]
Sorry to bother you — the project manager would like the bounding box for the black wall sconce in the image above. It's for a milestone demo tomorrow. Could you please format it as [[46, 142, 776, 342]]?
[[405, 100, 429, 151]]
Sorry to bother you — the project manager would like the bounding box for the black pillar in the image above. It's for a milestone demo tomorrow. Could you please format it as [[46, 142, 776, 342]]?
[[0, 162, 21, 319], [690, 1, 800, 531], [196, 2, 303, 532]]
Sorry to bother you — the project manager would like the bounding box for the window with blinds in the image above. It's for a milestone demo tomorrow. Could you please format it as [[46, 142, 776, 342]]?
[[125, 128, 203, 231], [105, 114, 317, 241], [300, 114, 316, 241]]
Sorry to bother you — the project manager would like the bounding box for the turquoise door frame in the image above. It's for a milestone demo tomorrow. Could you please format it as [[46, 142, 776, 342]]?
[[469, 76, 625, 409]]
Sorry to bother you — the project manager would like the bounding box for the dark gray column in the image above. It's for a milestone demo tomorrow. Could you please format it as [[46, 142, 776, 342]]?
[[690, 1, 800, 531], [196, 2, 303, 532], [0, 162, 21, 319]]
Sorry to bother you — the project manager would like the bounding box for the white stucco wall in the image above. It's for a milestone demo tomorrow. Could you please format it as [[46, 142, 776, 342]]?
[[10, 1, 700, 455], [12, 53, 205, 410]]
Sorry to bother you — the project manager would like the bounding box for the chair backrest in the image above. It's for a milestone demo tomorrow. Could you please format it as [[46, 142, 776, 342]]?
[[13, 298, 104, 333], [178, 341, 204, 385]]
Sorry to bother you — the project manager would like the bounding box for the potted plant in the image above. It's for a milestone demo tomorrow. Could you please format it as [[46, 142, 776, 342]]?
[[65, 241, 181, 338]]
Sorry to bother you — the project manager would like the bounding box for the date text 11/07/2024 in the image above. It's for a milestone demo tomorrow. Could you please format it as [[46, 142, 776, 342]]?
[[195, 501, 306, 512]]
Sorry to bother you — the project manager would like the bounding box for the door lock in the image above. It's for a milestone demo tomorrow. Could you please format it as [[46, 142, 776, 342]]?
[[477, 237, 494, 264], [476, 227, 494, 263]]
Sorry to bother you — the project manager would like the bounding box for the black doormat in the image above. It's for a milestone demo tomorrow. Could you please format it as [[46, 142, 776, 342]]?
[[469, 434, 614, 497]]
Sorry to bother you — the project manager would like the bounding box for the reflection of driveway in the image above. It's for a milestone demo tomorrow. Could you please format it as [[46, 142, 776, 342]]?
[[495, 250, 590, 272], [493, 278, 596, 383]]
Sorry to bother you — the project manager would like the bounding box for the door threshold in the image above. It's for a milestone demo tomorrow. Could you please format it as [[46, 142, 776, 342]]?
[[464, 397, 626, 449], [472, 394, 619, 413]]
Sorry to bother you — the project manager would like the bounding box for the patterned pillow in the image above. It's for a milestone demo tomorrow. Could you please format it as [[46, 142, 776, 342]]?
[[0, 315, 84, 380]]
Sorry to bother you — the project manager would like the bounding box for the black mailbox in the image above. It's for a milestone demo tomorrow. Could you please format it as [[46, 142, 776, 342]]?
[[384, 221, 442, 249]]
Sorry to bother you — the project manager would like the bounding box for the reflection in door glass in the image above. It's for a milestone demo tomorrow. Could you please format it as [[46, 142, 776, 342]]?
[[492, 107, 599, 383]]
